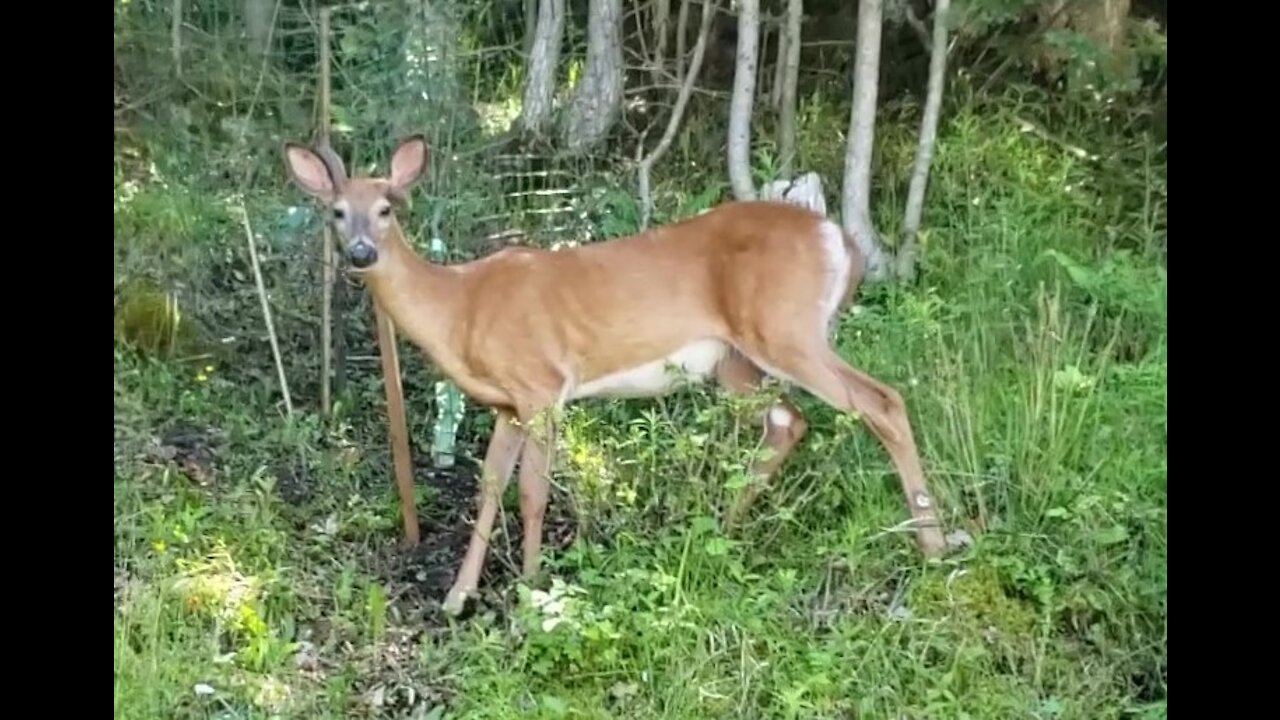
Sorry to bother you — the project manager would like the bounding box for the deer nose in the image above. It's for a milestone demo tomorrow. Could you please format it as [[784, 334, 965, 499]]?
[[348, 241, 378, 269]]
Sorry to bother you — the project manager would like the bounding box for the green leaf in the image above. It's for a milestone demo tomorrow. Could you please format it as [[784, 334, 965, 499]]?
[[1095, 525, 1130, 546], [1041, 248, 1097, 289], [690, 515, 717, 533], [540, 694, 568, 716]]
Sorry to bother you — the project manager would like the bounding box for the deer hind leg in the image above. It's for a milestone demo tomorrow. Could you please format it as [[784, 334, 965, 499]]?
[[442, 409, 526, 616], [516, 407, 556, 580], [715, 349, 809, 528], [742, 341, 947, 558]]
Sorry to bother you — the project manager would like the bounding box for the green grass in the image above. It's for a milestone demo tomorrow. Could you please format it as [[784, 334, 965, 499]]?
[[114, 97, 1166, 719]]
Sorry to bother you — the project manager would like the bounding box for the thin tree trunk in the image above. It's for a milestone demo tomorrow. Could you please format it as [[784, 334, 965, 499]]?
[[841, 0, 890, 281], [756, 21, 770, 109], [728, 0, 760, 201], [777, 0, 802, 177], [675, 0, 691, 79], [770, 18, 786, 111], [651, 0, 670, 86], [171, 0, 183, 78], [564, 0, 624, 152], [244, 0, 272, 59], [639, 0, 716, 228], [518, 0, 567, 136], [898, 0, 952, 283]]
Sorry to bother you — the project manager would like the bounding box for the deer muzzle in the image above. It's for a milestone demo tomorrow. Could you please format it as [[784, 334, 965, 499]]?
[[347, 240, 378, 269]]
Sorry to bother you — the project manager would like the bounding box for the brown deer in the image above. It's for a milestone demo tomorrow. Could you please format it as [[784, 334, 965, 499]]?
[[283, 134, 947, 616]]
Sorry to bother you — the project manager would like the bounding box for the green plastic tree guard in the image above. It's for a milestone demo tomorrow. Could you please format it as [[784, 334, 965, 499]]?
[[428, 236, 465, 468]]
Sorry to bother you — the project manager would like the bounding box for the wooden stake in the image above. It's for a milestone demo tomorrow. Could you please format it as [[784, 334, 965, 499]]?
[[319, 7, 335, 415], [330, 47, 348, 404], [240, 204, 294, 419], [373, 302, 420, 546], [313, 9, 410, 542]]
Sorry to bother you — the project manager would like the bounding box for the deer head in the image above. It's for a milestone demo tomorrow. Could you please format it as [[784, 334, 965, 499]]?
[[282, 135, 428, 270]]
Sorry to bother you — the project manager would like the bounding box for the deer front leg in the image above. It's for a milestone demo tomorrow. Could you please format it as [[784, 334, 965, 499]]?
[[442, 409, 526, 616], [517, 408, 556, 579]]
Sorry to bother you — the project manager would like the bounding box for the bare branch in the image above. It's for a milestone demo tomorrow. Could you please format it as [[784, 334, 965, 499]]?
[[903, 2, 931, 49], [639, 0, 717, 228], [625, 82, 727, 99]]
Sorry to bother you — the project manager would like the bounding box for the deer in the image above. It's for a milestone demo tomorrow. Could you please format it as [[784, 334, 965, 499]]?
[[282, 134, 948, 617]]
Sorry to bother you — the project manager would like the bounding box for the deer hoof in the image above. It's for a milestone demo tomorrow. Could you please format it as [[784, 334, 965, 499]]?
[[441, 585, 473, 617], [918, 526, 948, 559]]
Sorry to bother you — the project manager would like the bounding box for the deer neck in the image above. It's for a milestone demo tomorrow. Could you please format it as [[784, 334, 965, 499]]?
[[359, 224, 461, 360]]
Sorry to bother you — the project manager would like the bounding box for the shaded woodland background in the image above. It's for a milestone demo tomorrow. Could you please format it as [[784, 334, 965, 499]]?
[[114, 1, 1166, 718]]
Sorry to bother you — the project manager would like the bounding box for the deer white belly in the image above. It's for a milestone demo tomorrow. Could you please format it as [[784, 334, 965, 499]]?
[[567, 339, 728, 401]]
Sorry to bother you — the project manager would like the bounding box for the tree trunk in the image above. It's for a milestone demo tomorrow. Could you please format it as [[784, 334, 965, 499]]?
[[777, 0, 802, 177], [841, 0, 890, 281], [769, 18, 785, 111], [413, 0, 464, 104], [518, 0, 567, 136], [171, 0, 184, 78], [728, 0, 760, 201], [1035, 0, 1133, 88], [523, 0, 538, 57], [563, 0, 624, 153], [1040, 0, 1132, 56], [244, 0, 272, 59], [651, 0, 671, 86], [675, 0, 691, 79], [897, 0, 952, 282]]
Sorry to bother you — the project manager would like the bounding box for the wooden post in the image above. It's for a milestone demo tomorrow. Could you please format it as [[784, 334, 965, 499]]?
[[318, 7, 335, 415], [374, 303, 420, 546], [315, 9, 415, 543]]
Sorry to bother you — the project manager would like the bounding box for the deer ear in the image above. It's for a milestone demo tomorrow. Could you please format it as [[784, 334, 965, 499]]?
[[283, 143, 336, 200], [389, 135, 428, 192]]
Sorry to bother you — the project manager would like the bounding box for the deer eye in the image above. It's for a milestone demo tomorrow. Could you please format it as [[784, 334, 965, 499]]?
[[378, 205, 392, 218], [332, 207, 346, 221]]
